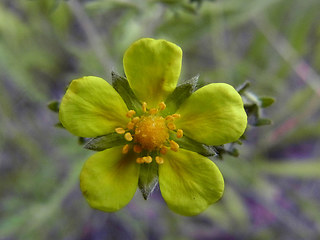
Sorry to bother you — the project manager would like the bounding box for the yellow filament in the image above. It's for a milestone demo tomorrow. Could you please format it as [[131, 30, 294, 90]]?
[[124, 132, 133, 141], [115, 127, 125, 134], [142, 102, 147, 112], [170, 140, 179, 152], [155, 156, 164, 164], [126, 110, 136, 118], [122, 144, 129, 154], [177, 129, 183, 138], [159, 102, 166, 111]]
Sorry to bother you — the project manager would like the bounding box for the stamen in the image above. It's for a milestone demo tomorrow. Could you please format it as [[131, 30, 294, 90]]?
[[133, 144, 142, 153], [132, 117, 140, 124], [142, 102, 147, 112], [136, 157, 144, 164], [167, 122, 176, 130], [126, 110, 136, 118], [159, 102, 166, 111], [155, 156, 164, 164], [115, 127, 125, 134], [170, 140, 179, 152], [172, 113, 181, 119], [165, 115, 174, 121], [124, 132, 133, 141], [127, 121, 135, 130], [122, 144, 129, 154], [143, 156, 152, 163], [160, 146, 168, 155], [149, 108, 158, 115], [177, 129, 183, 138]]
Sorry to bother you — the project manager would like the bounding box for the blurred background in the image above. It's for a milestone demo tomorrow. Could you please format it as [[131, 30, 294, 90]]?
[[1, 0, 320, 239]]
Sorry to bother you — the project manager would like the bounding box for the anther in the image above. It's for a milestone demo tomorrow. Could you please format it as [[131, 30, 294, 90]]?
[[122, 144, 129, 154], [155, 156, 164, 164], [136, 157, 144, 164], [172, 113, 181, 119], [127, 121, 135, 130], [170, 140, 179, 152], [160, 146, 168, 155], [124, 132, 133, 141], [143, 156, 152, 163], [177, 129, 183, 138], [165, 115, 174, 121], [159, 102, 166, 111], [149, 108, 158, 115], [126, 110, 136, 118], [167, 122, 176, 130], [142, 102, 147, 112], [115, 127, 125, 134], [133, 145, 142, 153], [132, 117, 140, 124]]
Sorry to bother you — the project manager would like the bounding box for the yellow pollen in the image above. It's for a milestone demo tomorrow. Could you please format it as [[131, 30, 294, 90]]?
[[149, 108, 158, 115], [160, 146, 168, 155], [177, 129, 183, 138], [115, 127, 125, 134], [127, 121, 135, 130], [165, 115, 174, 121], [132, 117, 140, 124], [134, 115, 169, 151], [126, 110, 136, 118], [143, 156, 152, 164], [133, 144, 142, 153], [155, 156, 164, 164], [167, 122, 176, 130], [172, 113, 181, 119], [159, 102, 166, 111], [170, 140, 179, 152], [124, 132, 133, 141], [136, 157, 144, 164], [142, 102, 147, 112], [122, 144, 129, 154]]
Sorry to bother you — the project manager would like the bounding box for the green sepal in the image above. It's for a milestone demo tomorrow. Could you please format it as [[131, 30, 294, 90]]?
[[162, 74, 199, 115], [111, 72, 142, 114], [84, 132, 127, 151], [254, 118, 273, 126], [78, 137, 87, 145], [169, 131, 217, 157], [54, 122, 64, 128], [138, 160, 159, 200], [236, 81, 251, 95], [259, 97, 275, 108], [48, 100, 60, 112]]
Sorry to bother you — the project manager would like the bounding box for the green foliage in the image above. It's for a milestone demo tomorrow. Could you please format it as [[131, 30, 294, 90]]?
[[1, 0, 320, 239]]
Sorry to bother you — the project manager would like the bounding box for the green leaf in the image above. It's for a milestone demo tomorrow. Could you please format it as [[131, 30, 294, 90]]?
[[54, 122, 64, 128], [111, 72, 142, 114], [47, 100, 60, 112], [138, 161, 159, 200], [162, 74, 199, 115], [169, 131, 217, 157], [84, 132, 127, 151], [254, 118, 272, 126], [259, 97, 275, 108]]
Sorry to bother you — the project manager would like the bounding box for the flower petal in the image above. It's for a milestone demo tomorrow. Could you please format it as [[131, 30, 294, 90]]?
[[59, 76, 129, 137], [80, 146, 140, 212], [123, 38, 182, 107], [159, 149, 224, 216], [175, 83, 247, 146]]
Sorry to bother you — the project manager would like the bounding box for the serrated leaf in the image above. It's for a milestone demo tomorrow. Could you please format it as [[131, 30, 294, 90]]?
[[169, 131, 217, 157], [47, 100, 60, 112], [111, 72, 142, 114], [259, 97, 275, 108], [138, 161, 159, 200], [84, 132, 127, 151], [162, 74, 199, 115]]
